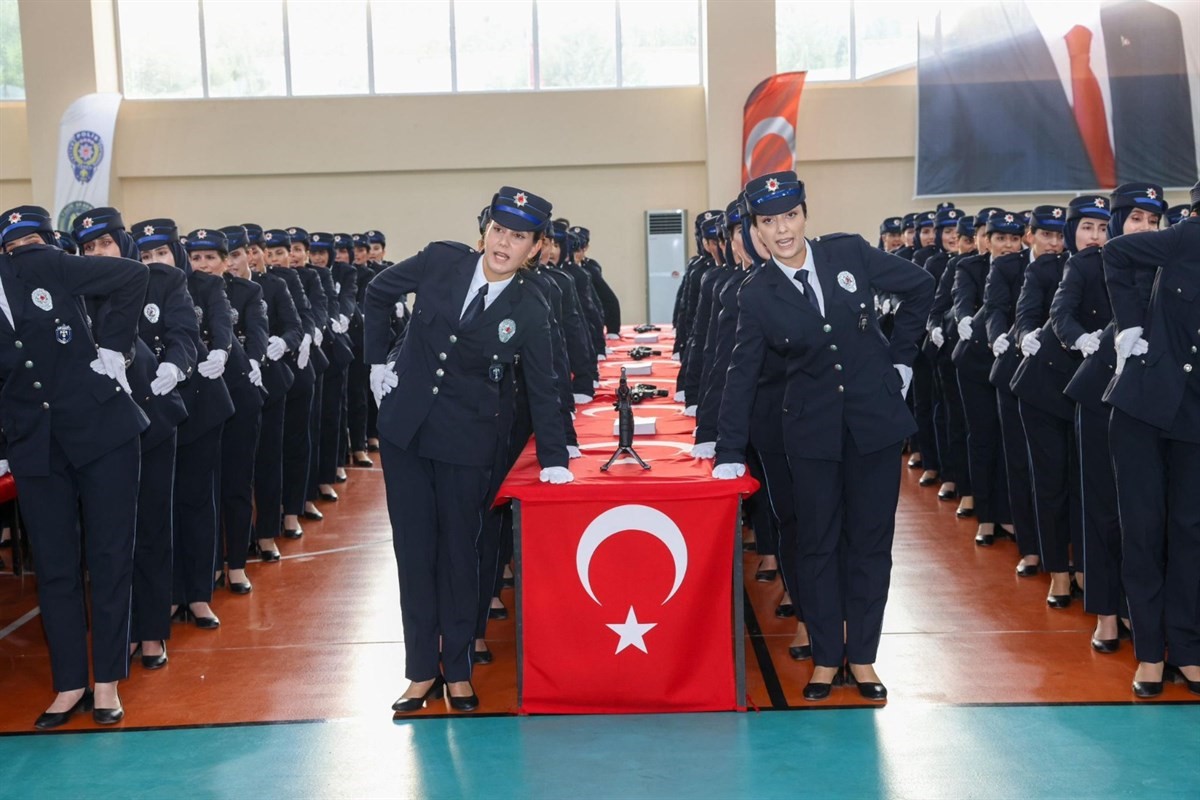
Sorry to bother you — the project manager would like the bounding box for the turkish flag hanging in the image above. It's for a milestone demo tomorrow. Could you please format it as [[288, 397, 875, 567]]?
[[518, 493, 740, 714], [742, 72, 807, 185]]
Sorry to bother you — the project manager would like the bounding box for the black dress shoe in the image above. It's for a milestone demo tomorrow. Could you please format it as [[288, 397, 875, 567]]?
[[319, 491, 339, 502], [366, 442, 380, 452], [193, 613, 221, 630], [975, 531, 995, 547], [472, 648, 494, 666], [392, 677, 445, 712], [502, 574, 515, 588], [938, 487, 959, 500], [1070, 579, 1085, 599], [170, 606, 188, 623], [846, 667, 888, 700], [754, 568, 777, 583], [994, 528, 1017, 542], [741, 540, 757, 552], [282, 527, 303, 539], [301, 509, 324, 521], [803, 668, 842, 701], [142, 642, 168, 670], [229, 579, 252, 595], [1046, 594, 1072, 609], [1132, 680, 1163, 698], [260, 547, 282, 562], [918, 475, 938, 487], [956, 506, 976, 518], [34, 689, 94, 730], [775, 603, 796, 618], [1091, 637, 1120, 654], [354, 457, 374, 468], [213, 573, 226, 589], [488, 604, 508, 620], [1015, 562, 1040, 578], [334, 474, 349, 484], [788, 644, 812, 661], [448, 689, 480, 712], [93, 704, 124, 725], [907, 456, 922, 469], [1167, 664, 1200, 696]]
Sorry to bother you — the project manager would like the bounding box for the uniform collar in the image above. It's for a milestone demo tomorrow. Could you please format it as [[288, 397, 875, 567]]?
[[467, 255, 515, 309]]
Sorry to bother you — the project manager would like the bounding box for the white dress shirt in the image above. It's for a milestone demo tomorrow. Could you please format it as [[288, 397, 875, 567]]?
[[1029, 3, 1115, 150], [460, 255, 514, 318], [773, 239, 825, 316]]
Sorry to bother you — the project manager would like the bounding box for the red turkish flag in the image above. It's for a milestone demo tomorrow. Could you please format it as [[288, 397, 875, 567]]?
[[518, 494, 740, 714], [742, 72, 807, 186]]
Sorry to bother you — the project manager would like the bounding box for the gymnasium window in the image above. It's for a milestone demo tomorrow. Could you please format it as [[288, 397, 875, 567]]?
[[115, 0, 701, 99], [0, 0, 24, 100], [776, 0, 917, 82]]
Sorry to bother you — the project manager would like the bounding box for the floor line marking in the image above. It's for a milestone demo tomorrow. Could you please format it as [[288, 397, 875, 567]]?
[[0, 606, 40, 641]]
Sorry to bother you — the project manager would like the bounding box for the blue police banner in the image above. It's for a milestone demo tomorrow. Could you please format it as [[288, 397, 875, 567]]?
[[916, 1, 1200, 196], [53, 92, 122, 231]]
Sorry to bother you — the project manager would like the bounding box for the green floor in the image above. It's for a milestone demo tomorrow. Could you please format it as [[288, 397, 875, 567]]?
[[2, 704, 1197, 799]]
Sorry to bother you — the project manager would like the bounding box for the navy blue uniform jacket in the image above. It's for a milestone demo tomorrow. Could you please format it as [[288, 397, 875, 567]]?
[[716, 234, 935, 464], [365, 242, 568, 469]]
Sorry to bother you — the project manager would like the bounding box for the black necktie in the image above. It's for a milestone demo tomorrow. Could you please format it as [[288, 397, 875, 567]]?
[[460, 283, 488, 326], [793, 269, 821, 315]]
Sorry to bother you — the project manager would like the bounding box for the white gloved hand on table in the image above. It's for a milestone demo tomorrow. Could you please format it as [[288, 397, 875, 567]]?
[[712, 463, 745, 480], [539, 466, 575, 484]]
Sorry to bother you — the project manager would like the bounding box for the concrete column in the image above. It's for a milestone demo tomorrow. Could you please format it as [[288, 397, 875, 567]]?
[[702, 0, 776, 209], [18, 0, 118, 208]]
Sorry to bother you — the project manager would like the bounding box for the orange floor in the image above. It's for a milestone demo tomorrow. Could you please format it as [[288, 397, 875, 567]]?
[[0, 458, 1195, 732]]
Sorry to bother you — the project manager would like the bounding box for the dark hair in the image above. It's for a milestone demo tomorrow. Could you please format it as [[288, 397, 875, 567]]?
[[748, 201, 808, 226]]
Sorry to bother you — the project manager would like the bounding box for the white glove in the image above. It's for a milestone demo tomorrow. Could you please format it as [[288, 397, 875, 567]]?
[[337, 314, 350, 333], [91, 347, 132, 394], [992, 334, 1010, 357], [198, 348, 228, 379], [328, 317, 343, 334], [606, 333, 620, 340], [313, 328, 324, 347], [606, 347, 615, 355], [248, 359, 263, 387], [674, 390, 686, 402], [671, 352, 680, 362], [957, 316, 974, 341], [1074, 330, 1102, 357], [297, 333, 313, 369], [593, 380, 600, 389], [683, 405, 697, 417], [1115, 326, 1149, 375], [712, 463, 746, 480], [691, 441, 716, 459], [930, 327, 945, 348], [0, 459, 10, 477], [1020, 330, 1041, 357], [572, 394, 593, 406], [880, 298, 893, 316], [567, 445, 582, 459], [370, 362, 398, 407], [150, 362, 183, 396], [894, 364, 913, 398], [395, 301, 407, 319], [539, 466, 575, 484], [267, 336, 287, 361], [597, 353, 607, 361]]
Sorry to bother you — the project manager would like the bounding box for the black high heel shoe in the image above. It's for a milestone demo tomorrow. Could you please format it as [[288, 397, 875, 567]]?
[[301, 508, 324, 521], [975, 529, 995, 547], [803, 665, 844, 701], [1091, 635, 1120, 654], [938, 486, 958, 501], [845, 665, 888, 700], [918, 474, 939, 487], [282, 526, 303, 539], [229, 577, 252, 595], [354, 456, 374, 468], [34, 689, 94, 730], [260, 545, 282, 562], [141, 641, 168, 670], [488, 602, 508, 620], [318, 490, 339, 502], [775, 603, 796, 618], [1069, 578, 1085, 599], [213, 573, 226, 589], [1015, 561, 1040, 578], [788, 643, 812, 661], [1167, 664, 1200, 696], [447, 684, 480, 712], [754, 565, 777, 583], [472, 648, 494, 666], [1046, 593, 1072, 609], [393, 676, 446, 712], [184, 606, 220, 629], [956, 505, 976, 518]]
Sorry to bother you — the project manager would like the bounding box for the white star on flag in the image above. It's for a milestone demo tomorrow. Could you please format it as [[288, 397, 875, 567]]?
[[606, 606, 657, 654]]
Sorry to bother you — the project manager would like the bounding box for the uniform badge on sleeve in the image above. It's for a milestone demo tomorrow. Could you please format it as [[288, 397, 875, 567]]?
[[836, 271, 858, 293], [144, 303, 160, 323], [498, 319, 516, 343], [31, 288, 53, 311], [55, 323, 72, 344]]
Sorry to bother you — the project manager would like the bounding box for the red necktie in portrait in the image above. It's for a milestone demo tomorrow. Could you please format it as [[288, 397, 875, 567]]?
[[1065, 25, 1117, 188]]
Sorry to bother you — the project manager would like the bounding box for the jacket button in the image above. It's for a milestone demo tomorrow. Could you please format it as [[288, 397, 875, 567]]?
[[1186, 364, 1194, 373], [829, 344, 838, 352], [25, 360, 33, 368], [42, 402, 49, 409], [837, 385, 844, 392], [823, 324, 832, 333], [33, 381, 41, 389], [14, 340, 21, 348], [435, 368, 444, 377], [432, 386, 439, 394], [834, 364, 843, 371], [449, 335, 458, 344], [438, 352, 447, 361]]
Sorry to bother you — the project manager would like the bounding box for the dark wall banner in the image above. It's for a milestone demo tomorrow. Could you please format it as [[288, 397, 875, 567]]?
[[917, 1, 1200, 196]]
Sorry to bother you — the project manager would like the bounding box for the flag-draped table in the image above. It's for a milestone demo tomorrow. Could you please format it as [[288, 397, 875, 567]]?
[[496, 326, 759, 714]]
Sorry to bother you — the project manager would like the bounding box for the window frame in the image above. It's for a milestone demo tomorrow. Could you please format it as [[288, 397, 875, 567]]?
[[775, 0, 918, 84]]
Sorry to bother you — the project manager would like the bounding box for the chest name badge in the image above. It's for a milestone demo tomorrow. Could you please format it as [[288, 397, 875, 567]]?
[[144, 303, 160, 323], [489, 363, 505, 383], [837, 271, 858, 293], [31, 288, 53, 311], [55, 323, 72, 344], [498, 319, 516, 343]]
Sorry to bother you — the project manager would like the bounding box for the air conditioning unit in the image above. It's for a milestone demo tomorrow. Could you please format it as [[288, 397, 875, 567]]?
[[644, 210, 687, 325]]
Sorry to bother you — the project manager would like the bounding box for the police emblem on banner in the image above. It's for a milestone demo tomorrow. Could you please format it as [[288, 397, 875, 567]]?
[[68, 130, 104, 184], [57, 200, 94, 232], [31, 288, 53, 311], [144, 303, 160, 323], [498, 319, 516, 343], [55, 323, 73, 344]]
